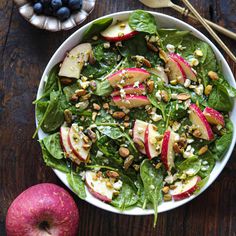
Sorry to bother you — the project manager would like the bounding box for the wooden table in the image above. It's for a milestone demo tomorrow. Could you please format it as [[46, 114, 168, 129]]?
[[1, 0, 236, 235]]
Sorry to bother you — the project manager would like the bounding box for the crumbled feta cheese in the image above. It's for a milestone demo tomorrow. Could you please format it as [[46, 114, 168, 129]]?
[[96, 151, 103, 157], [187, 138, 194, 144], [171, 93, 178, 100], [166, 44, 175, 53], [133, 81, 140, 88], [201, 166, 209, 171], [151, 113, 162, 122], [164, 173, 177, 184], [103, 42, 110, 48], [185, 168, 196, 176], [150, 185, 155, 190], [217, 124, 223, 130], [79, 171, 86, 180], [113, 180, 123, 190], [155, 90, 162, 101], [184, 79, 191, 88], [115, 41, 122, 47], [202, 160, 208, 165], [194, 84, 204, 95], [120, 88, 126, 99], [178, 45, 186, 50]]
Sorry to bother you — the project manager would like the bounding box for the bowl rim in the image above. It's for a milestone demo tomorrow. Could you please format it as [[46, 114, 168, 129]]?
[[36, 10, 236, 215]]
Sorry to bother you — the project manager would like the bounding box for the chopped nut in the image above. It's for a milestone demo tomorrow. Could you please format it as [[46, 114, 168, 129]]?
[[147, 80, 154, 94], [193, 129, 202, 138], [159, 49, 168, 63], [70, 94, 78, 102], [123, 155, 134, 170], [198, 145, 208, 155], [60, 77, 73, 85], [103, 103, 109, 110], [112, 111, 126, 119], [133, 164, 140, 171], [194, 49, 203, 57], [82, 143, 91, 150], [162, 186, 170, 194], [163, 194, 172, 201], [147, 42, 159, 52], [142, 58, 152, 68], [160, 90, 169, 102], [119, 147, 130, 158], [124, 122, 130, 128], [75, 89, 87, 97], [92, 112, 97, 121], [204, 85, 213, 96], [106, 181, 113, 188], [133, 138, 145, 150], [83, 135, 90, 143], [177, 93, 191, 100], [208, 71, 219, 80], [106, 170, 119, 179], [96, 171, 102, 178], [155, 163, 162, 169], [170, 79, 177, 85], [173, 142, 182, 154], [80, 93, 91, 101], [86, 129, 97, 143], [93, 103, 101, 111], [64, 109, 72, 124], [169, 184, 177, 190], [124, 115, 130, 121], [89, 51, 96, 65]]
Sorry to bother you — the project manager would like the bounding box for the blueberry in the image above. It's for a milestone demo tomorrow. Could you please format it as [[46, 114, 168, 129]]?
[[68, 0, 82, 11], [33, 2, 43, 14], [56, 7, 70, 21], [51, 0, 62, 10]]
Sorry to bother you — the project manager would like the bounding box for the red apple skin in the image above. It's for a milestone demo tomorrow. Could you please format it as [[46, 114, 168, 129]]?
[[6, 183, 79, 236], [189, 104, 214, 140], [203, 107, 225, 127], [161, 130, 171, 170], [169, 53, 197, 81], [102, 31, 138, 42], [85, 181, 112, 203], [172, 176, 201, 201]]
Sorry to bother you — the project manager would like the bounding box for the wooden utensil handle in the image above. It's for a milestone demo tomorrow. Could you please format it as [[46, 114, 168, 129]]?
[[171, 4, 236, 41], [178, 0, 236, 63]]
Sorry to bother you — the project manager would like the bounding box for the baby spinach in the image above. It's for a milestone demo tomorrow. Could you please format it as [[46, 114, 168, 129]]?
[[208, 85, 232, 112], [82, 17, 113, 41], [42, 132, 63, 159], [94, 79, 113, 96], [63, 83, 79, 102], [67, 171, 86, 200], [195, 175, 210, 194], [97, 126, 124, 140], [111, 175, 138, 210], [129, 10, 157, 34], [39, 140, 70, 173], [177, 156, 201, 176], [198, 151, 216, 178], [36, 101, 49, 123], [168, 101, 187, 121], [140, 159, 163, 227]]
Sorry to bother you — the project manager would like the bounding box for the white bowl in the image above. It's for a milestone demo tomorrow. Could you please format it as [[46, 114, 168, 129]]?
[[36, 11, 236, 215]]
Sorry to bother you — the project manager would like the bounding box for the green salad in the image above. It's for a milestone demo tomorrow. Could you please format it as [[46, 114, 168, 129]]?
[[34, 10, 235, 225]]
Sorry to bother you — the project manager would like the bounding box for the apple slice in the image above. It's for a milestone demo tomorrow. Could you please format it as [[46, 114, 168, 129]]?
[[172, 176, 201, 201], [161, 130, 177, 171], [170, 53, 197, 81], [101, 20, 138, 42], [107, 68, 150, 88], [60, 127, 81, 165], [144, 124, 159, 159], [149, 66, 168, 84], [133, 119, 148, 154], [203, 107, 225, 127], [85, 171, 114, 202], [68, 124, 92, 162], [111, 84, 145, 97], [189, 104, 214, 140], [58, 43, 92, 79], [113, 95, 150, 108], [165, 56, 186, 84]]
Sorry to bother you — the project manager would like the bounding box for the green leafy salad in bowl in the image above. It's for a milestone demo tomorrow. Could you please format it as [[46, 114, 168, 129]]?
[[34, 10, 236, 225]]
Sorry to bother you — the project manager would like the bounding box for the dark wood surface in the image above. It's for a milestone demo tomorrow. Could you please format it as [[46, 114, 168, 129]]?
[[1, 0, 236, 235]]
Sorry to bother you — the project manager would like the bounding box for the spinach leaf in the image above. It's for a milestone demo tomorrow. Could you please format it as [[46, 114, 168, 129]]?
[[42, 133, 63, 159], [111, 175, 138, 210], [41, 91, 68, 133], [94, 79, 113, 96], [82, 17, 113, 41], [195, 176, 210, 194], [67, 172, 86, 199], [97, 126, 124, 140], [129, 10, 157, 34], [39, 140, 70, 173], [208, 85, 232, 112], [198, 151, 216, 178], [63, 83, 79, 102], [177, 156, 201, 176], [140, 159, 163, 227], [36, 101, 49, 123], [168, 101, 187, 121]]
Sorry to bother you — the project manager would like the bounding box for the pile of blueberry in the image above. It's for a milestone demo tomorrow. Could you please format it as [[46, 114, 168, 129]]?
[[33, 0, 83, 21]]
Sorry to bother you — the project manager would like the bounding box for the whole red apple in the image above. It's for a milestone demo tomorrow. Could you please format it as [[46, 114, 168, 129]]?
[[6, 183, 79, 236]]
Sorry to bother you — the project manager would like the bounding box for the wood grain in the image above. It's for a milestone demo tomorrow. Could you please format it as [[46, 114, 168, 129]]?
[[0, 0, 236, 235]]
